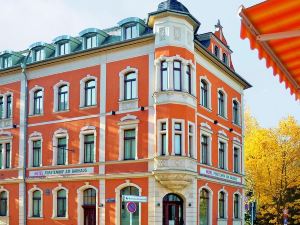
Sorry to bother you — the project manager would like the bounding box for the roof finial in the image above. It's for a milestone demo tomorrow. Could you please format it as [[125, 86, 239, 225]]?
[[215, 19, 223, 31]]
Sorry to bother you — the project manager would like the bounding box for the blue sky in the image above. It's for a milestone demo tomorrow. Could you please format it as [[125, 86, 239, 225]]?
[[0, 0, 299, 127]]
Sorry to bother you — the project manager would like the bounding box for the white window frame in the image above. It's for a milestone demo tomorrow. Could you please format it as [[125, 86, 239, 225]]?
[[33, 48, 45, 62], [157, 119, 169, 156], [172, 119, 185, 156], [233, 192, 242, 220], [218, 189, 228, 220], [199, 76, 212, 111], [29, 86, 44, 116], [0, 132, 12, 169], [218, 130, 229, 170], [0, 92, 13, 119], [200, 122, 213, 165], [28, 186, 43, 218], [52, 129, 69, 166], [118, 115, 139, 161], [217, 88, 228, 119], [199, 185, 213, 225], [79, 126, 97, 164], [233, 139, 242, 174], [77, 183, 98, 225], [53, 80, 70, 112], [79, 75, 98, 108], [187, 121, 196, 158], [52, 185, 69, 219], [28, 132, 43, 168], [0, 187, 9, 218], [232, 98, 241, 126], [115, 182, 142, 225]]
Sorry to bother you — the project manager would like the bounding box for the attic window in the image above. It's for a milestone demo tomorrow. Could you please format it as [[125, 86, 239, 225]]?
[[214, 46, 219, 58], [125, 24, 138, 40], [59, 42, 69, 56], [222, 53, 228, 65], [85, 35, 97, 49], [34, 48, 44, 62], [2, 56, 12, 69]]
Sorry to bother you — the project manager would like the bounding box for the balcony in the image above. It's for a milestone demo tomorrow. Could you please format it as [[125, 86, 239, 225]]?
[[0, 118, 12, 129], [153, 91, 197, 108], [152, 155, 197, 191]]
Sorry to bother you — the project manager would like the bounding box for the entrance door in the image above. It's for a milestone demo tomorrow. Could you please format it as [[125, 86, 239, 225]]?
[[83, 206, 96, 225], [163, 194, 184, 225]]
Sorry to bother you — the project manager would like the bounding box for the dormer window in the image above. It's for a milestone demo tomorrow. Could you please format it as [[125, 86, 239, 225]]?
[[222, 53, 228, 65], [125, 24, 138, 40], [59, 42, 69, 56], [34, 48, 44, 62], [214, 46, 219, 58], [2, 56, 12, 69], [86, 35, 97, 49]]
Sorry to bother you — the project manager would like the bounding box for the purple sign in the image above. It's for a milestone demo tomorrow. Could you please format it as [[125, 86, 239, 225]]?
[[127, 202, 137, 213]]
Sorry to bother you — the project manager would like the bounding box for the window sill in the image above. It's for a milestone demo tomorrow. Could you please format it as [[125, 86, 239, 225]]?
[[217, 114, 228, 120], [119, 98, 138, 111], [79, 105, 97, 110], [232, 122, 242, 128], [199, 104, 212, 112], [218, 218, 228, 221], [52, 216, 69, 220], [28, 217, 44, 219], [53, 109, 70, 114], [29, 114, 44, 117]]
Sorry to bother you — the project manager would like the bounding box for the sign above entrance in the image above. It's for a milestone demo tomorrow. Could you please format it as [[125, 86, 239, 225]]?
[[200, 168, 242, 183], [29, 167, 94, 177], [122, 195, 147, 203]]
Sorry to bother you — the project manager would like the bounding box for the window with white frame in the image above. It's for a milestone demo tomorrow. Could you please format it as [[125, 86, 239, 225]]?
[[0, 97, 3, 119], [57, 189, 67, 217], [200, 123, 212, 165], [58, 42, 69, 56], [199, 188, 210, 225], [34, 48, 44, 62], [6, 95, 11, 118], [53, 81, 69, 112], [232, 100, 240, 125], [0, 142, 11, 169], [52, 129, 68, 166], [233, 146, 240, 173], [233, 193, 241, 219], [118, 115, 139, 161], [28, 132, 42, 167], [218, 130, 229, 170], [85, 35, 97, 49], [218, 191, 226, 219], [0, 94, 13, 119], [157, 119, 168, 156], [79, 127, 96, 164], [124, 24, 138, 40], [219, 141, 226, 169], [0, 191, 7, 217], [124, 72, 137, 100], [173, 60, 182, 91], [201, 135, 209, 165], [80, 76, 97, 108], [161, 61, 168, 91], [188, 122, 195, 158], [185, 65, 192, 94], [28, 187, 43, 218], [119, 67, 138, 107], [2, 56, 12, 69], [218, 89, 227, 118], [200, 80, 208, 108], [172, 120, 184, 156], [29, 86, 44, 116]]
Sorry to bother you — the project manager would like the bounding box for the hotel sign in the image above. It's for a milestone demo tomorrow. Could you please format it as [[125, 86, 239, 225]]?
[[200, 168, 242, 183], [29, 167, 94, 178]]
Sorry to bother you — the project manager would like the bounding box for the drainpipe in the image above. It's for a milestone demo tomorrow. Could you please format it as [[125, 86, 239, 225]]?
[[20, 52, 30, 225]]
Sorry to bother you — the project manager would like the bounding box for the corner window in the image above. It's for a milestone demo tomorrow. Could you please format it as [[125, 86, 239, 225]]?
[[33, 90, 43, 115], [214, 46, 219, 58], [185, 65, 192, 94], [233, 100, 240, 125], [188, 123, 195, 158], [57, 189, 67, 217], [201, 135, 209, 164], [161, 61, 168, 91], [0, 191, 7, 216], [86, 35, 97, 49], [174, 122, 183, 156], [124, 72, 137, 100], [201, 80, 208, 108], [233, 147, 240, 173], [125, 25, 137, 40], [219, 192, 225, 219], [234, 194, 240, 219], [219, 141, 226, 169], [57, 137, 67, 165], [32, 190, 41, 217], [59, 42, 69, 56], [6, 95, 11, 118], [32, 140, 41, 167], [218, 91, 225, 117], [84, 134, 94, 163], [84, 80, 96, 107], [222, 53, 228, 65], [58, 85, 69, 111], [173, 61, 182, 91], [124, 129, 136, 160]]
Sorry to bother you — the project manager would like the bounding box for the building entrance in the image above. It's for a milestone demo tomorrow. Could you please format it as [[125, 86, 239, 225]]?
[[83, 188, 96, 225], [163, 194, 184, 225]]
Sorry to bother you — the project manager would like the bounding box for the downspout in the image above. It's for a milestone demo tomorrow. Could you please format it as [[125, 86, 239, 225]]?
[[20, 53, 30, 225]]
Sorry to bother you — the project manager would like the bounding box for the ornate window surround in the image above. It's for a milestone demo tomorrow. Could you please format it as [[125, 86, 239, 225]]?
[[29, 85, 44, 116], [53, 80, 70, 112], [28, 132, 43, 168], [200, 122, 213, 165], [52, 129, 69, 166], [52, 184, 69, 219], [79, 75, 98, 108], [79, 126, 97, 164], [28, 185, 43, 218]]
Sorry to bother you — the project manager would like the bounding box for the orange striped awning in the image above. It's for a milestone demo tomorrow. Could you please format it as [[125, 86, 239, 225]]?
[[239, 0, 300, 100]]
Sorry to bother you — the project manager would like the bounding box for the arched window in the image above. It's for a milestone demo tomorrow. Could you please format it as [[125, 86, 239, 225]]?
[[58, 85, 68, 111], [33, 90, 43, 115], [219, 192, 225, 219], [124, 72, 137, 100], [84, 134, 95, 163], [214, 46, 219, 58], [233, 100, 239, 125], [222, 53, 228, 65], [201, 80, 208, 108], [6, 95, 12, 118], [0, 191, 7, 216], [186, 65, 192, 94], [173, 60, 182, 91], [32, 190, 41, 217], [0, 96, 3, 118], [84, 80, 96, 107], [161, 61, 168, 91], [57, 189, 67, 217], [120, 186, 139, 225], [234, 194, 240, 219], [199, 189, 209, 225], [83, 188, 96, 206], [218, 91, 225, 117]]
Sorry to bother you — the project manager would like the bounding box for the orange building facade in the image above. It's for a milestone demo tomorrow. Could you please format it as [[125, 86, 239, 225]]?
[[0, 1, 251, 225]]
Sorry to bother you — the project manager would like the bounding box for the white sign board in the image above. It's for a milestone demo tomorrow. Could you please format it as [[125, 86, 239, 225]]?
[[29, 167, 94, 177], [122, 195, 148, 203], [200, 168, 242, 183]]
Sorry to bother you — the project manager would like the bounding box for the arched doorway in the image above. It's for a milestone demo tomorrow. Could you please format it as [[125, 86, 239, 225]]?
[[82, 188, 96, 225], [163, 193, 184, 225], [120, 186, 140, 225]]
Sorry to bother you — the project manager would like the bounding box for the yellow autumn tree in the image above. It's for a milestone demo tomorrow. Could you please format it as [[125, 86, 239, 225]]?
[[245, 111, 300, 224]]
